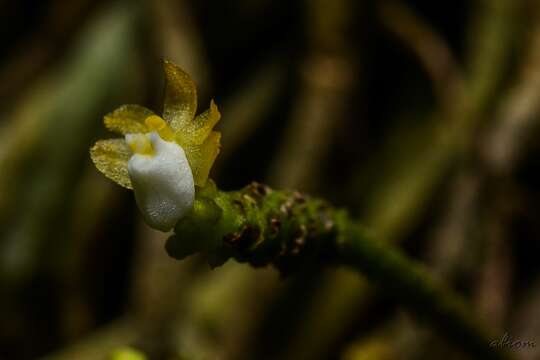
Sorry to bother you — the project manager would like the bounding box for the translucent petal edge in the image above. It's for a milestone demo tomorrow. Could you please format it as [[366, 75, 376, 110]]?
[[90, 138, 133, 189], [187, 131, 221, 186], [162, 60, 197, 132]]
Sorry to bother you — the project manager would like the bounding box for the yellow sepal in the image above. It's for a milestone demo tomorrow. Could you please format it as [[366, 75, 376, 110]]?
[[104, 104, 153, 135], [90, 139, 132, 189], [162, 60, 197, 133]]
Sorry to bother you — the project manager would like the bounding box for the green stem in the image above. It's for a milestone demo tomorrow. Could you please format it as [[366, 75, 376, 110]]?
[[166, 182, 509, 360]]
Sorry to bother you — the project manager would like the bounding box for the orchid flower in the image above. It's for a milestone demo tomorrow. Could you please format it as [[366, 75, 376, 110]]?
[[90, 60, 221, 231]]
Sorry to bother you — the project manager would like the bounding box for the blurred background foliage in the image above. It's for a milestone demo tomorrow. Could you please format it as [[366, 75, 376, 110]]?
[[1, 0, 540, 359]]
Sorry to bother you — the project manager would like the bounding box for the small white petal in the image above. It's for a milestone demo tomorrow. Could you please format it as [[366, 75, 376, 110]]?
[[126, 132, 195, 231]]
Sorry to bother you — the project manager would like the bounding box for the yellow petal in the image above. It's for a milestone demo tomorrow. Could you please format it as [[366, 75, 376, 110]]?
[[104, 105, 153, 135], [90, 139, 132, 189], [185, 131, 221, 186], [178, 99, 221, 146], [162, 60, 197, 132]]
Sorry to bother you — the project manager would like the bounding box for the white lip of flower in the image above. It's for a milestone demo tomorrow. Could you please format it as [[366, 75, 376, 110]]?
[[125, 131, 195, 232]]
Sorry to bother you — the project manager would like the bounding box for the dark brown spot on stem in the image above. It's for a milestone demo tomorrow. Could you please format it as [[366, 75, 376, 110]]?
[[270, 218, 281, 235]]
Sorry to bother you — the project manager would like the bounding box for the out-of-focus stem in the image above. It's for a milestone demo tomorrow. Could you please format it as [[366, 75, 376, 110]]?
[[481, 1, 540, 174], [0, 0, 94, 105], [379, 0, 464, 113], [267, 54, 353, 191], [0, 1, 141, 284], [298, 0, 518, 357], [216, 60, 286, 169], [268, 0, 354, 192], [146, 0, 209, 87]]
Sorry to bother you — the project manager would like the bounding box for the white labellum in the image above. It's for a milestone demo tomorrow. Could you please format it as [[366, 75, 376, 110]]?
[[126, 132, 195, 231]]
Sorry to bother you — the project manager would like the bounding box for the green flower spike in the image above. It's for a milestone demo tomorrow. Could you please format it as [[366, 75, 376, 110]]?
[[90, 60, 221, 231]]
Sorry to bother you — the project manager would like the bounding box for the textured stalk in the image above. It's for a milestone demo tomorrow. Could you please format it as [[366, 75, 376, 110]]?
[[166, 182, 509, 360]]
